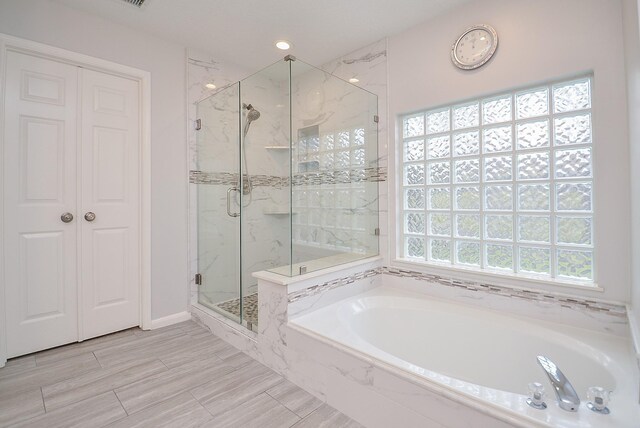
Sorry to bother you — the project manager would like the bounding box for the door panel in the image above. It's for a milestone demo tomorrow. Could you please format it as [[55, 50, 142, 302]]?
[[4, 51, 79, 357], [80, 68, 140, 340], [196, 83, 241, 323]]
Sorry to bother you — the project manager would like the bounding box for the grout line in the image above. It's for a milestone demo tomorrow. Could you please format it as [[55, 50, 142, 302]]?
[[39, 386, 47, 413], [189, 390, 215, 417], [92, 351, 104, 369], [293, 406, 321, 427], [112, 389, 130, 416]]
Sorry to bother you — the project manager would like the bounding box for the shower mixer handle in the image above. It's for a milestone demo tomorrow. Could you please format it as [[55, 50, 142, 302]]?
[[227, 187, 240, 217]]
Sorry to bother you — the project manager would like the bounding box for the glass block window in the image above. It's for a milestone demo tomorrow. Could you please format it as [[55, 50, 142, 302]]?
[[293, 127, 369, 252], [400, 77, 594, 283]]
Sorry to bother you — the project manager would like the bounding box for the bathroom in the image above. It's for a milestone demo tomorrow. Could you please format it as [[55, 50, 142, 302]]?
[[0, 0, 639, 426]]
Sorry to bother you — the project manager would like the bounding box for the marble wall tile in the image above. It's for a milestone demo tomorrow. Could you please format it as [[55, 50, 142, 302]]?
[[321, 39, 390, 266]]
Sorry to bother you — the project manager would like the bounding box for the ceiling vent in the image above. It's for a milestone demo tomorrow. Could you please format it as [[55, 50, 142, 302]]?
[[121, 0, 146, 7]]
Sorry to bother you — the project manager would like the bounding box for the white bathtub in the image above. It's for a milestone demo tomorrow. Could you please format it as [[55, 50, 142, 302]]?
[[290, 286, 640, 427]]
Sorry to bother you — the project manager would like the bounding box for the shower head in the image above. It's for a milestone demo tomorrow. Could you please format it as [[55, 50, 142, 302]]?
[[247, 108, 261, 122], [244, 103, 261, 123]]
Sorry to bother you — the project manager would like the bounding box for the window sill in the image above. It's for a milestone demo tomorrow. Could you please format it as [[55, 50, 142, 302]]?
[[391, 258, 604, 295]]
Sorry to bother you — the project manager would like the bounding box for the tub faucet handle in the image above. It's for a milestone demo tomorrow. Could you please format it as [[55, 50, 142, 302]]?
[[526, 382, 547, 410], [587, 386, 611, 414]]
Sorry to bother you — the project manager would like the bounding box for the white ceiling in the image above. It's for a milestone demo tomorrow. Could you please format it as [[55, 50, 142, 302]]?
[[54, 0, 470, 69]]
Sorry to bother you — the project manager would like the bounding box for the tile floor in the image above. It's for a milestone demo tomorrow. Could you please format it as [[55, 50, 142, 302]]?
[[0, 321, 362, 428]]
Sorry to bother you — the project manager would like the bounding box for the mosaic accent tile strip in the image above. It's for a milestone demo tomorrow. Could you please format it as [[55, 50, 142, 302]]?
[[189, 171, 286, 187], [287, 266, 627, 318], [381, 267, 627, 318], [189, 167, 387, 187], [291, 167, 388, 186], [288, 267, 383, 303]]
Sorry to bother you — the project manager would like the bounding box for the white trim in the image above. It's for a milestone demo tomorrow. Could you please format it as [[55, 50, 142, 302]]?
[[628, 306, 640, 365], [150, 311, 192, 330], [0, 33, 152, 366], [0, 37, 6, 368]]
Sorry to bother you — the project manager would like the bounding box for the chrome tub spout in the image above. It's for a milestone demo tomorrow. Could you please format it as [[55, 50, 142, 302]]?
[[536, 355, 580, 412]]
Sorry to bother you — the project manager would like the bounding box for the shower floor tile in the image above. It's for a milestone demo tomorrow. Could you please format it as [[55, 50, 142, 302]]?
[[216, 292, 259, 329]]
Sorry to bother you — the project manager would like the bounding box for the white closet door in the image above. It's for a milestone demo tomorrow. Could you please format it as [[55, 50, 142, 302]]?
[[79, 68, 140, 340], [3, 51, 79, 357]]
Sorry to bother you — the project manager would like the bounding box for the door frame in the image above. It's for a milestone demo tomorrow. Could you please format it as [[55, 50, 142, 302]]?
[[0, 33, 152, 367]]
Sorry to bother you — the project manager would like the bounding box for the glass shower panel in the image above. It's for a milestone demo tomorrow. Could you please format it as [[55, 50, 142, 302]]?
[[196, 83, 242, 323], [281, 59, 379, 275], [239, 60, 292, 321]]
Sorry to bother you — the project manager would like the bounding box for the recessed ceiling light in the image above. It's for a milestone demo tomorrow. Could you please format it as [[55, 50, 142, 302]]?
[[349, 77, 359, 83], [275, 40, 291, 50], [205, 83, 216, 89]]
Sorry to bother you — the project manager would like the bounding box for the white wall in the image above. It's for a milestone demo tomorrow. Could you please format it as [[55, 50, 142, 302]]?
[[388, 0, 631, 302], [623, 0, 640, 340], [0, 0, 189, 319]]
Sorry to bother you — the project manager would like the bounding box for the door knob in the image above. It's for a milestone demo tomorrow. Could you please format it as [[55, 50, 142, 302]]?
[[84, 212, 96, 222], [60, 212, 74, 223]]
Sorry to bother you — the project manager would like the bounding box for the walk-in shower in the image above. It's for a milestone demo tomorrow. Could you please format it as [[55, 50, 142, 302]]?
[[192, 56, 379, 331]]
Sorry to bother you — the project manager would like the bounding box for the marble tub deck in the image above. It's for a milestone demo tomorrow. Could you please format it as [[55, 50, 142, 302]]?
[[0, 321, 361, 428]]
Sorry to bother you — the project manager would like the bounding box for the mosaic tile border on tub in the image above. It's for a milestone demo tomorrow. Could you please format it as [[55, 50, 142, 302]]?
[[287, 266, 627, 319]]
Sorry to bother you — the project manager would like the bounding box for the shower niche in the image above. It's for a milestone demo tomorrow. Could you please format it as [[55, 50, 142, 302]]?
[[192, 57, 378, 330]]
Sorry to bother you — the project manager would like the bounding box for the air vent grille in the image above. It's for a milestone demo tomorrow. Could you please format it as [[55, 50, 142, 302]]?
[[122, 0, 146, 7]]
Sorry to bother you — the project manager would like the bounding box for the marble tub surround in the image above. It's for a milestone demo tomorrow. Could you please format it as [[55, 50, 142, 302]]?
[[281, 264, 629, 337], [380, 267, 629, 337], [248, 264, 517, 427], [289, 287, 640, 428], [186, 254, 639, 427]]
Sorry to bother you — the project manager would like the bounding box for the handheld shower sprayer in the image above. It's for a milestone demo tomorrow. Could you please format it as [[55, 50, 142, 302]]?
[[241, 103, 261, 201]]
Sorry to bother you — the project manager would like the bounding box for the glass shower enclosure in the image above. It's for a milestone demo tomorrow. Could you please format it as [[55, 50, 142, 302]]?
[[193, 57, 378, 331]]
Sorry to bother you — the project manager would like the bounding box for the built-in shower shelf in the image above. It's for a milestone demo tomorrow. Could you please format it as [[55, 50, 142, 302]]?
[[263, 209, 298, 215], [265, 146, 290, 150]]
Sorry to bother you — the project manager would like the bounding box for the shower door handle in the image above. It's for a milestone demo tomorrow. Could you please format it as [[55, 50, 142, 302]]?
[[227, 187, 240, 218]]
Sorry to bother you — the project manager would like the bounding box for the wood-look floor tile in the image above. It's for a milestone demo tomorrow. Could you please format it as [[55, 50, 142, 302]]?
[[157, 335, 228, 369], [190, 359, 284, 417], [266, 379, 323, 418], [107, 392, 213, 428], [0, 355, 37, 379], [94, 333, 192, 368], [115, 355, 234, 414], [0, 388, 44, 427], [42, 359, 167, 411], [219, 349, 256, 370], [0, 352, 100, 400], [11, 391, 126, 428], [132, 321, 192, 338], [33, 329, 137, 366], [202, 392, 300, 428], [292, 403, 363, 428], [213, 342, 243, 360]]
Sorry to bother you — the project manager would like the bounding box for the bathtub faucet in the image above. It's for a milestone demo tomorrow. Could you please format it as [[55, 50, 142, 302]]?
[[536, 355, 580, 412]]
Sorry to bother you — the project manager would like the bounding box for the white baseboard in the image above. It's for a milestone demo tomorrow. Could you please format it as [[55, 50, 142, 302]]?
[[149, 311, 191, 329]]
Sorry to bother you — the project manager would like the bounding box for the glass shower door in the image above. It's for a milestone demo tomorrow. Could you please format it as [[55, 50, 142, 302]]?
[[196, 83, 242, 324]]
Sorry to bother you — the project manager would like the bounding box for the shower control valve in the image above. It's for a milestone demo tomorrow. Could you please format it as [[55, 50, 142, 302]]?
[[526, 382, 547, 410]]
